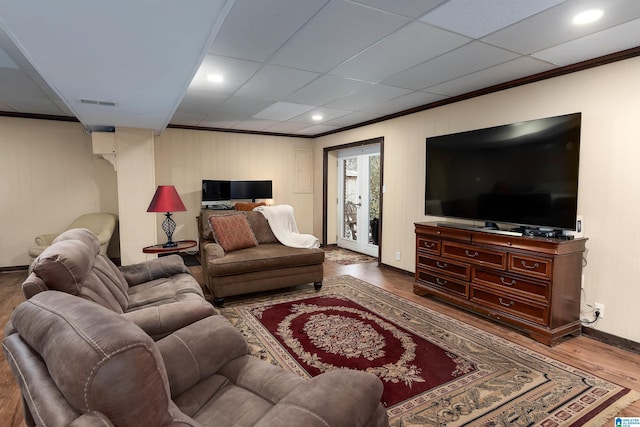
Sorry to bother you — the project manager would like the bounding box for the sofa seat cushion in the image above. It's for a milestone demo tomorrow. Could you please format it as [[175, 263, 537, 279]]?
[[127, 273, 205, 309], [207, 244, 324, 277]]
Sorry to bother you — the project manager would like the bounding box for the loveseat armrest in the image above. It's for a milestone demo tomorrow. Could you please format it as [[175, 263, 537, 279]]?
[[122, 299, 216, 340], [156, 315, 249, 397], [34, 233, 59, 246], [202, 241, 225, 260], [255, 370, 388, 427], [119, 254, 191, 286]]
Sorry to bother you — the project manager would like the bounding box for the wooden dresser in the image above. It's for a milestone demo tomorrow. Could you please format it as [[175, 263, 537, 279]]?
[[414, 222, 587, 345]]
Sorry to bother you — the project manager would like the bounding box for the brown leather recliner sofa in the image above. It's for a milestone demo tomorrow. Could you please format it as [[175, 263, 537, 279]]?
[[3, 291, 390, 427], [22, 228, 215, 340], [198, 209, 324, 306]]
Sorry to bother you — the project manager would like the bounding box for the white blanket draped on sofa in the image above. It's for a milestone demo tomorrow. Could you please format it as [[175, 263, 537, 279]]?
[[254, 204, 320, 249]]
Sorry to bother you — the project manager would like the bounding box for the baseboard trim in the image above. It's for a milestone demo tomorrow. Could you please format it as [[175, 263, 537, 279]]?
[[581, 327, 640, 355], [0, 265, 29, 272]]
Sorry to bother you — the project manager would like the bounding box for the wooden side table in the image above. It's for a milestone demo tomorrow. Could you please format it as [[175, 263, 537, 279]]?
[[142, 240, 197, 254]]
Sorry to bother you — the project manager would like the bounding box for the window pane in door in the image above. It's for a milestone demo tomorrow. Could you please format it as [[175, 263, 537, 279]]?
[[342, 158, 358, 240]]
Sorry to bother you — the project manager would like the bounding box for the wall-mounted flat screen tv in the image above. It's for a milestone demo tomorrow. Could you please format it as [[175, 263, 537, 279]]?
[[231, 180, 273, 202], [425, 113, 581, 230]]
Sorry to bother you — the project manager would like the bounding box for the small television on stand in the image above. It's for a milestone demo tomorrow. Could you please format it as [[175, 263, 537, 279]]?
[[202, 180, 231, 208], [425, 113, 581, 238]]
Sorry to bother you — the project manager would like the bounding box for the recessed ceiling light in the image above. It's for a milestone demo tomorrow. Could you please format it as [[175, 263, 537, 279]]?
[[312, 114, 323, 121], [206, 73, 224, 83], [572, 9, 604, 25]]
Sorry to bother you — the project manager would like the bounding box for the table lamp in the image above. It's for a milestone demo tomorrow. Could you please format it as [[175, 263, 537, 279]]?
[[147, 185, 187, 247]]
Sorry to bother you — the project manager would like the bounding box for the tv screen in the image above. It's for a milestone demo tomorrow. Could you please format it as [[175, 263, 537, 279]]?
[[425, 113, 581, 230], [231, 180, 272, 201], [202, 180, 231, 206]]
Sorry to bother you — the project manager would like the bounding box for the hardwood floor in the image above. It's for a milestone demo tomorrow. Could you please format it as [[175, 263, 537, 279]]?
[[1, 260, 639, 426]]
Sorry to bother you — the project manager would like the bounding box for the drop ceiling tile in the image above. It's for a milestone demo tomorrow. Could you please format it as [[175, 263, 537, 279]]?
[[363, 91, 447, 115], [253, 102, 316, 121], [324, 111, 381, 127], [235, 65, 320, 101], [532, 18, 640, 66], [208, 0, 328, 62], [483, 0, 640, 54], [420, 0, 565, 38], [297, 124, 341, 135], [188, 55, 262, 94], [176, 92, 228, 114], [0, 46, 18, 68], [351, 0, 445, 19], [290, 107, 353, 124], [215, 96, 274, 117], [285, 75, 371, 106], [263, 121, 312, 134], [269, 1, 410, 73], [233, 119, 281, 132], [169, 110, 209, 126], [326, 84, 413, 111], [331, 22, 470, 82], [426, 56, 557, 96], [382, 41, 519, 90]]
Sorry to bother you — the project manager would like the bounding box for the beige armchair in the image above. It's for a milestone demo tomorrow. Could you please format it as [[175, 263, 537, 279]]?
[[28, 212, 117, 259]]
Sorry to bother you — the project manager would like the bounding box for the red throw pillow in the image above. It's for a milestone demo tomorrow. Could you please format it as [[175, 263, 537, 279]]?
[[208, 214, 258, 252]]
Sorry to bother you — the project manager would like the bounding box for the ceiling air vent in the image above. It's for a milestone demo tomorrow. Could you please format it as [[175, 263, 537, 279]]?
[[78, 98, 118, 107]]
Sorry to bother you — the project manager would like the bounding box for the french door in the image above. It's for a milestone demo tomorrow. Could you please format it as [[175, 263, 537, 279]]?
[[337, 144, 380, 257]]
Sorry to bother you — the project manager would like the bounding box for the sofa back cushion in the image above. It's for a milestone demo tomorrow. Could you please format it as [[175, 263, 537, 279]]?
[[30, 229, 129, 313], [201, 209, 278, 244], [208, 213, 258, 252], [9, 291, 173, 427]]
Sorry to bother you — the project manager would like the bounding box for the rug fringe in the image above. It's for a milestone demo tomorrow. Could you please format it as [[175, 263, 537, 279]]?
[[582, 390, 640, 427]]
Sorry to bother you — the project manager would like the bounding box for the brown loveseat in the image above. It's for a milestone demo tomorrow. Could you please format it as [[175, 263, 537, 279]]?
[[199, 209, 324, 306], [3, 291, 390, 427], [22, 228, 215, 339]]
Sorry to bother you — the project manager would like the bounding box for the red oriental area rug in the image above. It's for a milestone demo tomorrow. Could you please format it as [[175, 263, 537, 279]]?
[[220, 276, 638, 426]]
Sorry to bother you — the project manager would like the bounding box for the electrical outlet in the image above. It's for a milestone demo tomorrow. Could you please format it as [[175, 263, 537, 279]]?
[[395, 251, 401, 261], [595, 302, 605, 319]]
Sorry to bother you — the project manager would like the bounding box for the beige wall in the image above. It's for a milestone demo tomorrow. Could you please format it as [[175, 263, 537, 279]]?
[[315, 56, 640, 342], [153, 128, 315, 243], [0, 117, 118, 267]]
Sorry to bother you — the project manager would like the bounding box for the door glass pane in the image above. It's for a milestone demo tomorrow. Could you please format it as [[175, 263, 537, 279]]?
[[368, 154, 380, 245], [342, 157, 358, 240]]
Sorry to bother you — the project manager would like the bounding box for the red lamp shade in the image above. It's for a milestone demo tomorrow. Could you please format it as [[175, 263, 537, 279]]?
[[147, 185, 186, 213]]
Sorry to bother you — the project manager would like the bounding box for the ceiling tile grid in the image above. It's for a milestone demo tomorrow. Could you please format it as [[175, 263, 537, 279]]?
[[1, 0, 639, 136]]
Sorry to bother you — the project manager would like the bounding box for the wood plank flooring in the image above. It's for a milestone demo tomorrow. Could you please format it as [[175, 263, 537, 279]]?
[[1, 260, 639, 426]]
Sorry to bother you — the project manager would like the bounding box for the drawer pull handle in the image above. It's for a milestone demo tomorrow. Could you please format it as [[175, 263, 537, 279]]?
[[465, 250, 479, 258], [436, 278, 447, 285], [436, 261, 448, 268], [499, 297, 514, 307], [500, 277, 516, 286], [424, 242, 435, 248], [520, 260, 539, 270]]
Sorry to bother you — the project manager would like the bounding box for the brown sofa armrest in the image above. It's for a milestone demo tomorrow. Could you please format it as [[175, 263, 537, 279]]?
[[255, 370, 387, 427], [122, 299, 216, 340], [155, 315, 249, 397], [119, 254, 191, 286], [202, 241, 225, 259]]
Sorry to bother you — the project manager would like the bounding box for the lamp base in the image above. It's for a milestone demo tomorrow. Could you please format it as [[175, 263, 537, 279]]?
[[162, 241, 178, 248]]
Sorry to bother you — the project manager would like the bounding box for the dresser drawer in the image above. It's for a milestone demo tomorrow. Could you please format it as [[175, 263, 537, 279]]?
[[442, 241, 506, 270], [472, 268, 549, 302], [470, 286, 549, 325], [416, 236, 440, 255], [508, 253, 552, 280], [416, 270, 469, 298], [417, 253, 470, 281]]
